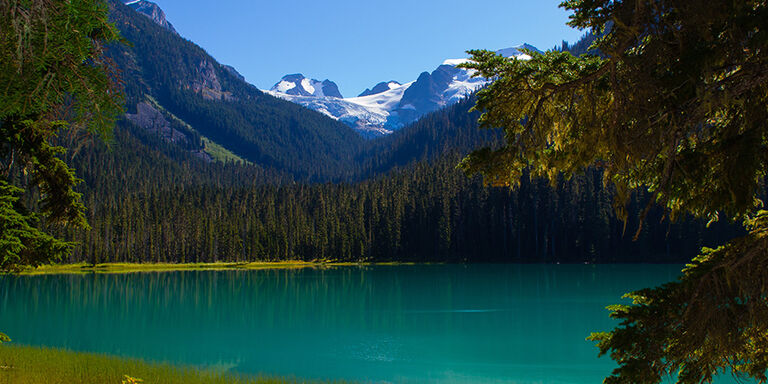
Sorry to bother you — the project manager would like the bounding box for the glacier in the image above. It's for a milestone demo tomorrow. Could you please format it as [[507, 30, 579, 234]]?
[[266, 45, 540, 137]]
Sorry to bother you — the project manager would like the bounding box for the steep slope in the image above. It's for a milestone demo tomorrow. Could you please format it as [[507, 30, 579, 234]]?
[[52, 20, 742, 265], [125, 0, 178, 35], [110, 3, 592, 182], [110, 0, 364, 180], [352, 38, 610, 177], [357, 96, 502, 176]]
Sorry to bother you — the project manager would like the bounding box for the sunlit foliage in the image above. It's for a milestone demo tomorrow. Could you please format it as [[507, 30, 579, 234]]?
[[460, 0, 768, 382]]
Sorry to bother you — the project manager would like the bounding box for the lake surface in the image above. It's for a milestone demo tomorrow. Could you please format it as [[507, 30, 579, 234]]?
[[0, 264, 687, 383]]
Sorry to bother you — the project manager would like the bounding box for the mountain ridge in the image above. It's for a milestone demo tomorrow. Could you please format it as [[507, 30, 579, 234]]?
[[266, 45, 540, 137], [358, 81, 402, 97], [270, 74, 344, 98], [113, 0, 364, 180], [124, 0, 177, 34]]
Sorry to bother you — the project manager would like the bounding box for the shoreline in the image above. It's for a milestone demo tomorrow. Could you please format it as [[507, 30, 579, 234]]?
[[13, 261, 420, 275], [10, 260, 685, 276], [0, 344, 336, 384]]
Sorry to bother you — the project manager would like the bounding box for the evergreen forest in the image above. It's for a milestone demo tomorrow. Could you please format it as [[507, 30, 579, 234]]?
[[12, 0, 744, 266], [53, 102, 741, 265]]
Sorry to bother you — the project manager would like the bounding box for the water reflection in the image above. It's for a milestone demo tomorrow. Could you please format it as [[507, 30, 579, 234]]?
[[0, 264, 682, 383]]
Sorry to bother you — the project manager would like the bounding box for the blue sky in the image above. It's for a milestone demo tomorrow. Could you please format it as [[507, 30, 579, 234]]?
[[151, 0, 585, 97]]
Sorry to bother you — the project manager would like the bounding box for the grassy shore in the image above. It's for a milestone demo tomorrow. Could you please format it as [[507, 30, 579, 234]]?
[[20, 261, 330, 275], [0, 344, 345, 384], [15, 261, 420, 275]]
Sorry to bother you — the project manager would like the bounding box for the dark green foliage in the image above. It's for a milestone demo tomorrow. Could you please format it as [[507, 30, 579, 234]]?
[[0, 180, 71, 273], [461, 0, 768, 226], [556, 32, 599, 56], [54, 129, 738, 264], [358, 97, 503, 176], [0, 0, 122, 273], [33, 26, 738, 267], [459, 0, 768, 382], [589, 212, 768, 384], [0, 0, 123, 135]]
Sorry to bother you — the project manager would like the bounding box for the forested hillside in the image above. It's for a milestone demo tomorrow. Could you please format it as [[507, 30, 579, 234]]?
[[107, 0, 364, 181], [46, 7, 741, 265], [354, 32, 598, 177], [58, 147, 739, 264], [357, 97, 502, 177]]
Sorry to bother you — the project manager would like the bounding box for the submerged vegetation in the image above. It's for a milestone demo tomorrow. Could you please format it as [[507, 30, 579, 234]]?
[[0, 345, 346, 384]]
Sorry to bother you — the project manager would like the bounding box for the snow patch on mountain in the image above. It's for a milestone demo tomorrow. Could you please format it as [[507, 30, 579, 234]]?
[[270, 74, 343, 98], [274, 80, 296, 93], [442, 58, 473, 66], [300, 78, 315, 95], [265, 91, 394, 136], [496, 43, 541, 59], [266, 81, 416, 136], [347, 82, 413, 112], [358, 81, 402, 97]]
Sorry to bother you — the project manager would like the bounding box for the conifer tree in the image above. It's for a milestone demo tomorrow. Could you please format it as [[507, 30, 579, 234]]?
[[0, 0, 122, 273], [460, 1, 768, 382]]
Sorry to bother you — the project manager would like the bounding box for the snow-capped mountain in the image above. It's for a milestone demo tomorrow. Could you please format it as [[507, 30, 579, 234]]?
[[495, 43, 540, 59], [266, 45, 540, 137], [358, 81, 401, 97], [270, 74, 343, 98]]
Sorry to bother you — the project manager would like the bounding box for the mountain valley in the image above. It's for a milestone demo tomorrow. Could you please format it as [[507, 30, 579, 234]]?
[[41, 0, 738, 265]]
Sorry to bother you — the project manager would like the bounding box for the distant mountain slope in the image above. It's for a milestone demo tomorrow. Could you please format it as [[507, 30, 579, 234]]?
[[112, 0, 594, 182], [52, 19, 743, 265], [267, 45, 540, 137], [362, 36, 597, 172], [351, 38, 598, 176], [357, 96, 502, 177], [111, 0, 364, 180]]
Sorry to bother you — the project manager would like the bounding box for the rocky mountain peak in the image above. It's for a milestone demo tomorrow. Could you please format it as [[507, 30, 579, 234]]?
[[267, 43, 541, 137], [222, 65, 246, 82], [358, 81, 402, 97], [124, 0, 178, 35], [270, 74, 343, 98]]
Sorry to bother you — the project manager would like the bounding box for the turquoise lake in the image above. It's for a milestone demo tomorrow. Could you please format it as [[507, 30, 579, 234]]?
[[0, 264, 707, 383]]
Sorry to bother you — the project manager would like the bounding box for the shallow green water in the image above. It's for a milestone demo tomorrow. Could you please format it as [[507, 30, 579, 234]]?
[[0, 264, 722, 383]]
